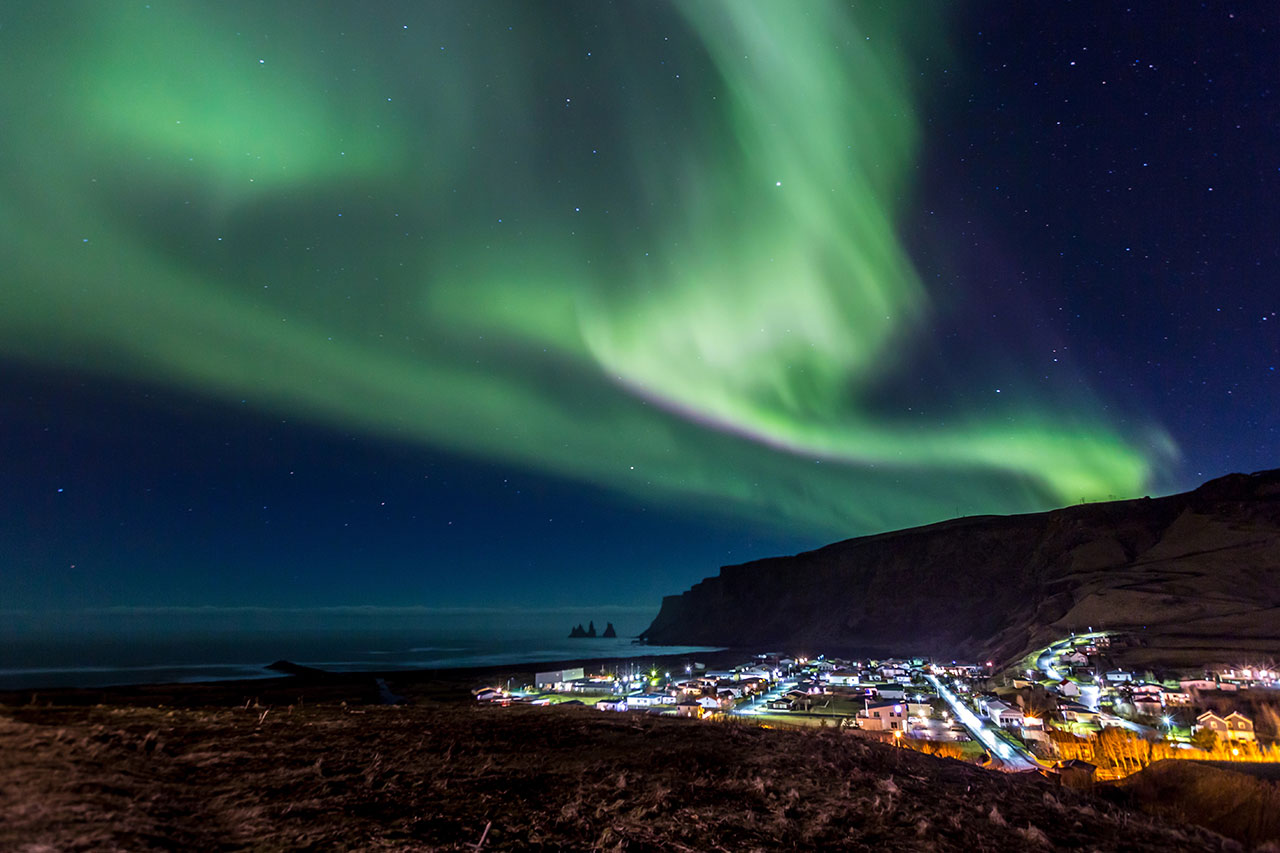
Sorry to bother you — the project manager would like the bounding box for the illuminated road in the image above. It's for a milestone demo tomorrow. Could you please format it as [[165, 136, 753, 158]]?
[[925, 674, 1042, 772], [1033, 632, 1158, 738]]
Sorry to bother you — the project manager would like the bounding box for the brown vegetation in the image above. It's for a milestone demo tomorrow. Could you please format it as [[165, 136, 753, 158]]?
[[0, 699, 1240, 851], [1119, 760, 1280, 849], [1048, 725, 1280, 781]]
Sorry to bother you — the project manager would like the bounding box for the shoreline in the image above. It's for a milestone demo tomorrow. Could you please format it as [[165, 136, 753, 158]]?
[[0, 647, 746, 709]]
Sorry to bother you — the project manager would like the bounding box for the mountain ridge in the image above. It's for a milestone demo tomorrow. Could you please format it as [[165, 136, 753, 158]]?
[[641, 469, 1280, 668]]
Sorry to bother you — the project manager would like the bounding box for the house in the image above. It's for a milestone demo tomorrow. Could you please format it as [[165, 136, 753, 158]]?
[[1180, 678, 1237, 693], [627, 693, 674, 708], [1057, 679, 1081, 698], [535, 667, 585, 689], [870, 683, 906, 700], [696, 696, 721, 712], [1060, 651, 1089, 666], [1104, 670, 1133, 683], [596, 699, 628, 712], [675, 699, 702, 719], [1196, 711, 1255, 742], [826, 673, 862, 687], [907, 700, 934, 719], [1054, 759, 1097, 788], [1180, 678, 1218, 693], [985, 700, 1025, 728], [858, 701, 908, 732], [1132, 696, 1163, 717], [767, 698, 793, 710], [1057, 701, 1101, 724], [787, 694, 814, 712]]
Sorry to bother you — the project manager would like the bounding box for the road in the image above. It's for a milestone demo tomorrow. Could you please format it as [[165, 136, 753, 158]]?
[[1032, 633, 1158, 737], [925, 674, 1042, 772]]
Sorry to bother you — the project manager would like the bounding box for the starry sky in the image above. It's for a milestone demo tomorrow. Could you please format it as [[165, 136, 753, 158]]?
[[2, 2, 1276, 629]]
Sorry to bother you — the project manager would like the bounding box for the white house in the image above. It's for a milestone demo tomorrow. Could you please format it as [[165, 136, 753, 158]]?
[[985, 700, 1025, 728], [596, 699, 628, 712], [872, 684, 906, 700], [826, 673, 862, 687], [627, 693, 674, 708], [858, 701, 908, 732], [1057, 679, 1081, 698], [535, 667, 586, 689]]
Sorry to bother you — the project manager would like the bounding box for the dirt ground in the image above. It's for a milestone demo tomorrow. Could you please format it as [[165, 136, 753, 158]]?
[[0, 695, 1238, 852]]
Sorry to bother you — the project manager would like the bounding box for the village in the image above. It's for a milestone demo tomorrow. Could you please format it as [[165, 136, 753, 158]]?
[[476, 631, 1280, 782]]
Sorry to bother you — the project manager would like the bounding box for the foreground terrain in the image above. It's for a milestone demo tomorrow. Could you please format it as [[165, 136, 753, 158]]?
[[0, 696, 1242, 851]]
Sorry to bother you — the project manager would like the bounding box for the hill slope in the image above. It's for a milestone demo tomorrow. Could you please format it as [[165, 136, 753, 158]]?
[[641, 469, 1280, 666], [0, 702, 1238, 851]]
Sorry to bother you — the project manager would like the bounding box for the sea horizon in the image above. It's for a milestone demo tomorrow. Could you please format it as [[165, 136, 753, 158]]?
[[0, 605, 720, 691]]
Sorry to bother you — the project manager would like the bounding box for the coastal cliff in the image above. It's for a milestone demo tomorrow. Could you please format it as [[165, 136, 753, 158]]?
[[642, 469, 1280, 666]]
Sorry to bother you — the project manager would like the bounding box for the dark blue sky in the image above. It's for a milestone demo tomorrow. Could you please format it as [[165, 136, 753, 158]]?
[[1, 2, 1275, 627]]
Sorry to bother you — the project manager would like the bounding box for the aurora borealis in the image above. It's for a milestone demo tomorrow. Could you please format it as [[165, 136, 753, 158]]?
[[2, 2, 1276, 618]]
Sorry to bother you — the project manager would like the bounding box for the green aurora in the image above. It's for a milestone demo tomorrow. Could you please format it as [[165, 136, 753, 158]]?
[[0, 2, 1167, 537]]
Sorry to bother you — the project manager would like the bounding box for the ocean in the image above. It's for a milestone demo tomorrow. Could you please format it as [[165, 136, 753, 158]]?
[[0, 606, 720, 691]]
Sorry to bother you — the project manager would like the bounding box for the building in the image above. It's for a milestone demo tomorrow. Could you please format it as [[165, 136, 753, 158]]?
[[826, 673, 862, 687], [535, 667, 585, 689], [907, 700, 933, 719], [1055, 759, 1097, 788], [1057, 679, 1081, 697], [858, 701, 908, 732], [627, 693, 674, 708], [596, 699, 628, 712], [675, 699, 702, 718], [870, 683, 906, 700], [1196, 711, 1255, 742], [984, 700, 1025, 728]]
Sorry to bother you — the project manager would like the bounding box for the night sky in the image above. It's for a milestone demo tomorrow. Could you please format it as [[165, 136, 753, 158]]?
[[2, 2, 1275, 628]]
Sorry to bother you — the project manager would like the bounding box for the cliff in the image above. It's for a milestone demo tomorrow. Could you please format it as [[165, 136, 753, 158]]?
[[642, 469, 1280, 666]]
